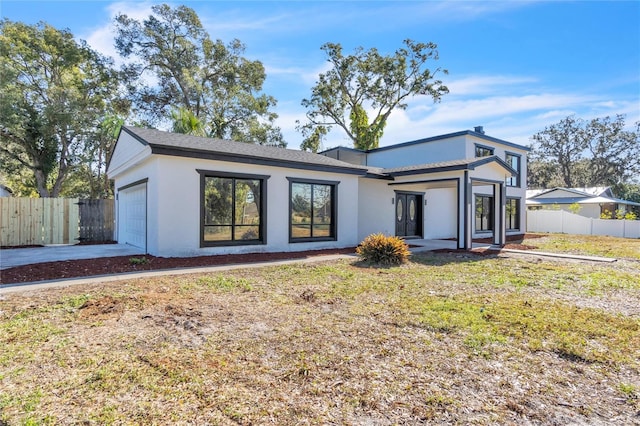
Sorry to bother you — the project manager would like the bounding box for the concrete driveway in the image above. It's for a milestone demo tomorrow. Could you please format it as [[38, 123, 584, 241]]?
[[0, 244, 145, 269]]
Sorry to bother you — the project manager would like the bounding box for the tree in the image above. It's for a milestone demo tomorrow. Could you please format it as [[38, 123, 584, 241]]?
[[529, 115, 640, 188], [297, 40, 448, 151], [114, 4, 285, 147], [0, 19, 125, 197]]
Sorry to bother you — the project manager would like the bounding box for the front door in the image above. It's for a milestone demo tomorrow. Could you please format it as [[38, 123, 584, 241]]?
[[395, 193, 422, 238]]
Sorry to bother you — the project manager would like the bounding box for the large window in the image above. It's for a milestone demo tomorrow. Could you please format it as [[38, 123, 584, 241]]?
[[506, 198, 520, 230], [289, 178, 337, 242], [475, 144, 494, 157], [505, 153, 521, 187], [200, 171, 267, 246], [475, 195, 493, 232]]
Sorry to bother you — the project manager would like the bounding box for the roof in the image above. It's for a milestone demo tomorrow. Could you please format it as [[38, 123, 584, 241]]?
[[319, 129, 530, 156], [526, 187, 640, 207], [381, 156, 517, 177], [120, 127, 371, 176], [527, 187, 611, 199], [367, 129, 531, 154]]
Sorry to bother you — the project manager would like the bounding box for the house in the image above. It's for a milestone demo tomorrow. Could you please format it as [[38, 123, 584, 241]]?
[[107, 126, 529, 257], [526, 187, 640, 218]]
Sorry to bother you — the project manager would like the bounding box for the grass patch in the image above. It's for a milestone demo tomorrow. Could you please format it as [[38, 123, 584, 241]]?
[[1, 236, 639, 424], [524, 233, 640, 260]]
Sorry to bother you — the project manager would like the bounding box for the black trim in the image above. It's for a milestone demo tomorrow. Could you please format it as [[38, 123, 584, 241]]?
[[116, 179, 148, 253], [506, 196, 521, 231], [288, 177, 339, 243], [474, 194, 494, 233], [505, 152, 522, 187], [386, 155, 516, 178], [151, 145, 367, 176], [364, 130, 531, 154], [463, 171, 471, 250], [475, 143, 495, 157], [394, 191, 424, 238], [471, 177, 505, 185], [117, 178, 148, 192], [198, 170, 269, 248]]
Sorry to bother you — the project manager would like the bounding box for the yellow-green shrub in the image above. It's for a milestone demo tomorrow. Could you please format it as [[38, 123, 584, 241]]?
[[356, 233, 410, 265]]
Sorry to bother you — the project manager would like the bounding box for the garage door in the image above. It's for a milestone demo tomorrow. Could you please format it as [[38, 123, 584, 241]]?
[[118, 183, 147, 250]]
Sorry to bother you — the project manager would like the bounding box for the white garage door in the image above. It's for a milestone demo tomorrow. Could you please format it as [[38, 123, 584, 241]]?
[[118, 183, 147, 250]]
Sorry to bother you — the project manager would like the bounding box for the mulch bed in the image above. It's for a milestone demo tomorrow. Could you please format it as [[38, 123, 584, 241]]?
[[0, 247, 357, 285]]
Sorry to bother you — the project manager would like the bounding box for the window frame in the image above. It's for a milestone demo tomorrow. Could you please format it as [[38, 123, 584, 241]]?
[[198, 170, 269, 247], [475, 194, 494, 232], [287, 177, 338, 243], [505, 152, 521, 187], [475, 144, 494, 158], [506, 197, 521, 231]]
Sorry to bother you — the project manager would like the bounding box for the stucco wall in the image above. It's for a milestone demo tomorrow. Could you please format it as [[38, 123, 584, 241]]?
[[366, 136, 467, 168], [424, 188, 458, 239], [134, 155, 361, 257], [357, 178, 396, 240]]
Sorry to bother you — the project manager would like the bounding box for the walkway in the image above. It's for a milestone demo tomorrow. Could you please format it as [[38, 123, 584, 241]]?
[[0, 244, 145, 270]]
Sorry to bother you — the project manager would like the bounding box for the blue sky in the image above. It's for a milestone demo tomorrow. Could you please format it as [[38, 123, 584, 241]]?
[[2, 1, 639, 150]]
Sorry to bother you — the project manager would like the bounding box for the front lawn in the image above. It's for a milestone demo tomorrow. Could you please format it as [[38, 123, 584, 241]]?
[[522, 233, 640, 260], [1, 237, 639, 424]]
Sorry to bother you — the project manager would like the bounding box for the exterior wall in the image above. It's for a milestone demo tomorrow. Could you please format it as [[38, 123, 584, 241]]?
[[107, 131, 151, 178], [112, 156, 158, 252], [357, 178, 396, 240], [529, 203, 602, 219], [366, 136, 467, 168], [142, 155, 360, 257], [424, 188, 457, 239]]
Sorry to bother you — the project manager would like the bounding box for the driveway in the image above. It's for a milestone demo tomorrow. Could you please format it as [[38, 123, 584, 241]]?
[[0, 244, 145, 269]]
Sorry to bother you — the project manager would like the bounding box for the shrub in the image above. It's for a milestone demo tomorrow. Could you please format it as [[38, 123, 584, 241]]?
[[356, 233, 410, 265]]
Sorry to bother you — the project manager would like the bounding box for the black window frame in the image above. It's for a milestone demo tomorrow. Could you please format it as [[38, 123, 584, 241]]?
[[198, 170, 269, 247], [506, 197, 521, 231], [475, 144, 494, 158], [288, 177, 338, 243], [505, 152, 521, 187], [475, 194, 494, 232]]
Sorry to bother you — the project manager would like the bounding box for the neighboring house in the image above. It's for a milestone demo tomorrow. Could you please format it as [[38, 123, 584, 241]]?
[[107, 126, 529, 257], [0, 184, 13, 197], [526, 187, 640, 218]]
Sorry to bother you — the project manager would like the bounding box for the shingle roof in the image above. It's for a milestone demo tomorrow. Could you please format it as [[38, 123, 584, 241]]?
[[382, 156, 516, 177], [122, 127, 370, 175]]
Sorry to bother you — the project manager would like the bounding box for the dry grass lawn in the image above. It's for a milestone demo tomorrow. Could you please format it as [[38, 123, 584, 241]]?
[[1, 234, 639, 425]]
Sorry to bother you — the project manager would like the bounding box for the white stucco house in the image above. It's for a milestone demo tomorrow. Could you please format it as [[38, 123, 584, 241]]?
[[526, 187, 640, 218], [107, 126, 529, 257]]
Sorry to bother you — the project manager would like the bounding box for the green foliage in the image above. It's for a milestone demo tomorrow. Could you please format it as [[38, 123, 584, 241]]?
[[298, 39, 448, 150], [356, 233, 410, 265], [529, 115, 640, 188], [568, 202, 582, 214], [115, 4, 285, 147], [128, 257, 148, 265], [0, 19, 126, 197]]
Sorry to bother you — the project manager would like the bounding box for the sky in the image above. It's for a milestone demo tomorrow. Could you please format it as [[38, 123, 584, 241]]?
[[2, 1, 639, 151]]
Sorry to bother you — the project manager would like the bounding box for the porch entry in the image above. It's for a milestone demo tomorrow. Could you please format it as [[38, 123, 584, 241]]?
[[395, 192, 422, 238]]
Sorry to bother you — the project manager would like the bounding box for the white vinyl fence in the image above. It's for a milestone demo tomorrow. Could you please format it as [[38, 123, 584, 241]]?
[[527, 209, 640, 239]]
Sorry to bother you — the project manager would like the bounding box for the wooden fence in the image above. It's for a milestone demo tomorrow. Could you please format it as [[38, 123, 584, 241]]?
[[78, 199, 115, 243], [0, 198, 115, 247]]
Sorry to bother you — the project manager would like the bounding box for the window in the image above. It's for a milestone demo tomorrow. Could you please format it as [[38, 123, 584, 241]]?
[[475, 195, 493, 232], [289, 178, 337, 242], [475, 144, 494, 157], [506, 198, 520, 230], [200, 171, 267, 246], [505, 153, 521, 187]]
